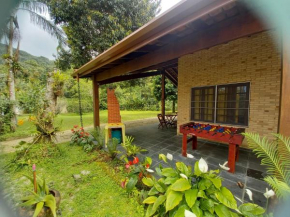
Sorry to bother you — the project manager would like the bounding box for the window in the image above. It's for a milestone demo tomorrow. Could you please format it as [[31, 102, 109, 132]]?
[[190, 82, 250, 126]]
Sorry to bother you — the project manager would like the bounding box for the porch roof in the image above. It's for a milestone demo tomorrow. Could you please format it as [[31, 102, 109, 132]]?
[[73, 0, 270, 84]]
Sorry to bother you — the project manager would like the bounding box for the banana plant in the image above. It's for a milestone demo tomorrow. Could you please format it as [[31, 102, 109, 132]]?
[[21, 175, 56, 217]]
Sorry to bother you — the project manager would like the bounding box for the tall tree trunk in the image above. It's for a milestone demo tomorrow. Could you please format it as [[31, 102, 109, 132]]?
[[7, 16, 17, 131], [172, 100, 176, 113]]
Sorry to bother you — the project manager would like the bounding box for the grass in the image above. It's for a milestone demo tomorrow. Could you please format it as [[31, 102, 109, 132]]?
[[0, 143, 144, 217], [0, 110, 158, 141]]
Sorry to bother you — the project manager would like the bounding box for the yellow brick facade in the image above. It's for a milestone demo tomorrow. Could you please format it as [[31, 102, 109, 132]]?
[[177, 31, 281, 147]]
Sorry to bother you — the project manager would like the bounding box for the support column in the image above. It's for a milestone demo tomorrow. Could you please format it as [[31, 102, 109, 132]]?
[[279, 37, 290, 136], [161, 72, 166, 117], [92, 75, 100, 127]]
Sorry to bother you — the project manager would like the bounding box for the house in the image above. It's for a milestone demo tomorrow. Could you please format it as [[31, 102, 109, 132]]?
[[73, 0, 290, 147]]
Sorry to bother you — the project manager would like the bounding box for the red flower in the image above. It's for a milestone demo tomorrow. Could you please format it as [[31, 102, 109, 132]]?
[[128, 161, 133, 165], [74, 125, 78, 128], [133, 157, 139, 164], [80, 127, 84, 130], [71, 129, 74, 132], [85, 132, 89, 136], [125, 163, 130, 169], [146, 164, 150, 168], [121, 180, 126, 188], [138, 172, 143, 179], [80, 131, 84, 134]]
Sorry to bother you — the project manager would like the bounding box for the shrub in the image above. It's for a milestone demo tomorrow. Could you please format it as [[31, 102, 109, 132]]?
[[122, 136, 146, 157], [90, 127, 105, 150], [0, 96, 15, 134], [123, 156, 154, 193], [70, 125, 95, 152], [107, 138, 120, 159], [142, 154, 265, 217]]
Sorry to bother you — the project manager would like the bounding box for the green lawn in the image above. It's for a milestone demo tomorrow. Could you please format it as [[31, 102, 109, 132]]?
[[0, 143, 144, 217], [0, 110, 158, 141]]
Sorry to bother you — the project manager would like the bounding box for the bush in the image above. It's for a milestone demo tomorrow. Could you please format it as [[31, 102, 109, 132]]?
[[142, 155, 265, 217], [66, 98, 93, 113], [70, 125, 95, 152], [90, 127, 105, 150], [0, 96, 15, 134], [107, 138, 120, 159]]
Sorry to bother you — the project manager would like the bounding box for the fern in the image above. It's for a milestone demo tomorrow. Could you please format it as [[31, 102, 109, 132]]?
[[244, 133, 290, 199], [264, 176, 290, 199]]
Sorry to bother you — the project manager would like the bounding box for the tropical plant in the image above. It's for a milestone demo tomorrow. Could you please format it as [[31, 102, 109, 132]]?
[[21, 175, 57, 217], [70, 125, 95, 152], [90, 127, 105, 150], [243, 133, 290, 200], [123, 156, 154, 193], [32, 111, 60, 144], [122, 136, 147, 157], [142, 154, 265, 217], [107, 138, 120, 159]]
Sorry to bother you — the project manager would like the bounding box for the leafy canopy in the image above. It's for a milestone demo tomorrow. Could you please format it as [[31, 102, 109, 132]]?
[[45, 0, 161, 70]]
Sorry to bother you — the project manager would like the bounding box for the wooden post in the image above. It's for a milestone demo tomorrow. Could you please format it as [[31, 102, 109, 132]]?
[[161, 72, 165, 117], [228, 143, 237, 173], [182, 133, 187, 157], [92, 75, 100, 127], [279, 37, 290, 136]]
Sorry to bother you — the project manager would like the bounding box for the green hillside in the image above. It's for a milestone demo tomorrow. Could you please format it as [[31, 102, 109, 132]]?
[[0, 43, 54, 68]]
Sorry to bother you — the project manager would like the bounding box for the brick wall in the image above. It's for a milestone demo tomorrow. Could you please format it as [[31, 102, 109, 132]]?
[[177, 31, 281, 147], [107, 88, 121, 123]]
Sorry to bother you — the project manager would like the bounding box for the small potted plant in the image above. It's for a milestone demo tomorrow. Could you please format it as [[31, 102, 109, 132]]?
[[121, 136, 146, 161], [19, 165, 60, 217]]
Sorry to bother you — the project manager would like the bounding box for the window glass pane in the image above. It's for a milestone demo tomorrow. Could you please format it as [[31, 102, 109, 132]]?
[[216, 83, 250, 125]]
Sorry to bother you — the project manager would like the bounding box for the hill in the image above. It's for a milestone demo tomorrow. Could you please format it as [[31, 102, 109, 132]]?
[[0, 43, 54, 68]]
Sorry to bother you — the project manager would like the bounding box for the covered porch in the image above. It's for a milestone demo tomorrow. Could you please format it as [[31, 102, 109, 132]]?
[[124, 123, 268, 208]]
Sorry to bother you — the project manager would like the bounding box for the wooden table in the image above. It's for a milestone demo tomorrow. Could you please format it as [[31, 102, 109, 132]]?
[[179, 122, 245, 173], [165, 114, 177, 127]]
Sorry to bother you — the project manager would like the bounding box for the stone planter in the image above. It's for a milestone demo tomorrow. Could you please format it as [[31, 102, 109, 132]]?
[[19, 190, 61, 217]]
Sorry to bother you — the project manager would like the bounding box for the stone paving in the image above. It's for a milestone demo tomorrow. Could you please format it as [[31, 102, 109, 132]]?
[[122, 123, 269, 208]]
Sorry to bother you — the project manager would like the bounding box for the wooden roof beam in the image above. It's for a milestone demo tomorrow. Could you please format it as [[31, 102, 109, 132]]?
[[95, 12, 269, 82], [98, 71, 162, 85]]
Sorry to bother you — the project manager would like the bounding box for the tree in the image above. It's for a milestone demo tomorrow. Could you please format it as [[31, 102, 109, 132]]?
[[153, 75, 178, 113], [45, 0, 161, 70], [1, 0, 65, 131]]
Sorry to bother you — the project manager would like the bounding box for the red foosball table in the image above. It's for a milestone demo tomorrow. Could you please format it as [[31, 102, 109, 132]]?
[[180, 122, 245, 173]]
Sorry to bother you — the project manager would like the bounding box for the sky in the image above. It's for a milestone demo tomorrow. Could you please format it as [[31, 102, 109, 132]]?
[[3, 0, 182, 60]]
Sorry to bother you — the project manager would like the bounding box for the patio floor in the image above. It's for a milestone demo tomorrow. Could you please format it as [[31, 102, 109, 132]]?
[[122, 123, 269, 208]]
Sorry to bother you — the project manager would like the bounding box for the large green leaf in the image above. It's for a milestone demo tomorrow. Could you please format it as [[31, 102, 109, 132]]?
[[166, 191, 183, 212], [143, 196, 157, 204], [215, 187, 237, 209], [204, 211, 215, 217], [174, 204, 189, 217], [198, 178, 212, 190], [142, 177, 154, 187], [148, 187, 159, 196], [154, 181, 165, 193], [44, 195, 56, 217], [145, 204, 154, 217], [185, 189, 198, 208], [208, 176, 222, 189], [171, 179, 191, 191], [176, 162, 189, 176], [33, 201, 44, 217], [152, 195, 166, 214], [162, 168, 177, 177], [165, 177, 179, 185], [159, 154, 167, 163], [238, 203, 265, 217], [191, 201, 203, 217], [214, 204, 232, 217], [200, 199, 215, 213], [126, 176, 138, 191]]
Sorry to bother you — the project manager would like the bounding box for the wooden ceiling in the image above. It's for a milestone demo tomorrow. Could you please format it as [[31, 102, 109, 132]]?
[[75, 0, 270, 85]]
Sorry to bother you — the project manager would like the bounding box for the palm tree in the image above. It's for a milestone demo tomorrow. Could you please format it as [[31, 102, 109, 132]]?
[[1, 0, 66, 131]]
